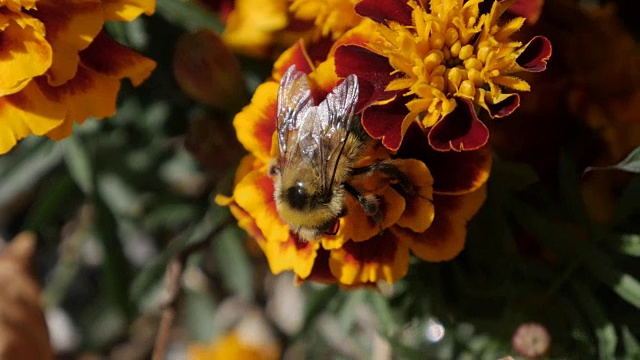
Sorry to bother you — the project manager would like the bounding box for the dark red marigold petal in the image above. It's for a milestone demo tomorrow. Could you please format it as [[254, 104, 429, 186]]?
[[405, 187, 487, 261], [507, 0, 544, 24], [361, 95, 410, 151], [397, 123, 492, 194], [516, 36, 552, 72], [298, 248, 336, 284], [428, 98, 489, 151], [355, 0, 413, 26], [334, 45, 400, 106], [487, 93, 520, 118]]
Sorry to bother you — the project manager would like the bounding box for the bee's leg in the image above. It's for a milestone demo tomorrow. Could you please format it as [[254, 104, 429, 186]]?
[[351, 162, 414, 196], [344, 184, 383, 231]]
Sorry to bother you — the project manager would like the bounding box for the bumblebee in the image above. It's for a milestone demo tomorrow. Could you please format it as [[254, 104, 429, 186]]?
[[270, 65, 411, 241]]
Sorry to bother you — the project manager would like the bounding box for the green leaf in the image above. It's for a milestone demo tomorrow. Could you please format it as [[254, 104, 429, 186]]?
[[614, 176, 640, 226], [584, 146, 640, 174], [23, 174, 79, 232], [622, 326, 640, 358], [94, 190, 134, 319], [366, 291, 399, 334], [337, 290, 366, 330], [294, 285, 339, 340], [63, 135, 94, 194], [0, 140, 62, 208], [582, 246, 640, 309], [213, 227, 255, 301], [183, 289, 218, 342], [618, 234, 640, 257], [572, 283, 618, 359], [595, 268, 640, 309]]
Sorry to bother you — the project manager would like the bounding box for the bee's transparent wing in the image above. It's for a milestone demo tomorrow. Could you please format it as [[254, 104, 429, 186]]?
[[276, 65, 313, 167], [307, 75, 360, 191]]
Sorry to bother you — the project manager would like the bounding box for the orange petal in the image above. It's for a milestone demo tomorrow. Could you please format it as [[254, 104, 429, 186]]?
[[2, 0, 36, 13], [335, 182, 406, 243], [329, 232, 410, 285], [403, 185, 487, 262], [101, 0, 155, 21], [35, 0, 103, 86], [390, 159, 435, 233], [81, 32, 156, 86], [0, 14, 52, 96], [233, 81, 278, 163], [43, 64, 121, 140]]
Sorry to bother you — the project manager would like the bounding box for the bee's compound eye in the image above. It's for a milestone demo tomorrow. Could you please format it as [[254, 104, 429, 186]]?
[[286, 181, 309, 209]]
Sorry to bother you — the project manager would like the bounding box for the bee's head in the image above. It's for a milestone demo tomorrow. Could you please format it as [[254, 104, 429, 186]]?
[[273, 169, 345, 241]]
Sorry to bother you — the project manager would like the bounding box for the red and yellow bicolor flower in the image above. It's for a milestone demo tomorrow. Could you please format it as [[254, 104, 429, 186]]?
[[0, 0, 156, 154], [333, 0, 552, 151], [217, 40, 490, 287]]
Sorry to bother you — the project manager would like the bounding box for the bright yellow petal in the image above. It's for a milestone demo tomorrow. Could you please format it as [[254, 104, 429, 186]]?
[[494, 17, 525, 41], [0, 81, 66, 154], [263, 235, 319, 278], [492, 75, 530, 91], [36, 0, 103, 86], [234, 167, 291, 244], [0, 14, 52, 96], [234, 81, 279, 163]]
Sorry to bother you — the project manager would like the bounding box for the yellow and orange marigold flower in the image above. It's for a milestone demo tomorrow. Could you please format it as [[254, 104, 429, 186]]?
[[217, 41, 490, 287], [213, 0, 362, 59], [188, 310, 280, 360], [333, 0, 551, 151], [0, 0, 156, 154]]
